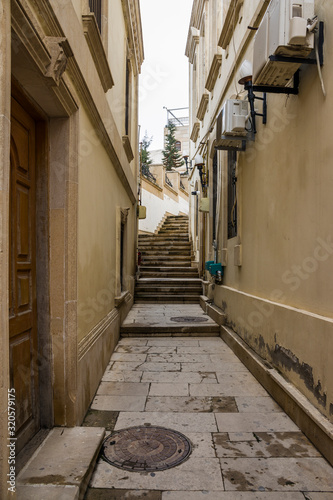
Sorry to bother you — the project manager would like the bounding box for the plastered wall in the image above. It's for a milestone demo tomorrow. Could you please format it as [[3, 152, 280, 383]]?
[[187, 0, 333, 420]]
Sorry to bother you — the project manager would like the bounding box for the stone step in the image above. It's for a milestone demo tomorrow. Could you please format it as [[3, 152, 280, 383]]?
[[134, 294, 200, 304], [139, 249, 192, 256], [16, 427, 105, 500], [140, 271, 199, 278], [140, 261, 192, 267], [139, 266, 198, 272], [160, 224, 188, 229], [139, 242, 191, 248], [142, 252, 191, 261], [121, 322, 219, 334], [139, 236, 190, 241], [135, 286, 202, 294]]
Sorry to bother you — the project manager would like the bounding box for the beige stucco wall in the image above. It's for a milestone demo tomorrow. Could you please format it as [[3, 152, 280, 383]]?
[[77, 107, 135, 342], [187, 0, 333, 420]]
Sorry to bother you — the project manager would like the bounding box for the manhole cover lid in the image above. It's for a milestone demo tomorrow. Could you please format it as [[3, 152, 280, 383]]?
[[170, 316, 208, 323], [102, 426, 192, 472]]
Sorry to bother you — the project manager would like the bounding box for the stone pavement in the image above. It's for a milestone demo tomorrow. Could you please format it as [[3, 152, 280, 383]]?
[[85, 336, 333, 499], [120, 304, 220, 336]]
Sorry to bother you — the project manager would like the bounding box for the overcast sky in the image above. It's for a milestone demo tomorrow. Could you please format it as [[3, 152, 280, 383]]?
[[139, 0, 193, 151]]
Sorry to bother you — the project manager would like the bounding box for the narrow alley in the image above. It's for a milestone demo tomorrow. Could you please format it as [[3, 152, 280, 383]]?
[[2, 0, 333, 498]]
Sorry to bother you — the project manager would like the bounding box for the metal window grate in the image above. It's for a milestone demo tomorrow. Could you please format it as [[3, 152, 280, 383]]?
[[228, 151, 237, 239], [89, 0, 102, 32]]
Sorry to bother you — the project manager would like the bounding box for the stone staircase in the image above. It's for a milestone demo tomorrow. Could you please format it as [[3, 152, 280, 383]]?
[[136, 215, 201, 303]]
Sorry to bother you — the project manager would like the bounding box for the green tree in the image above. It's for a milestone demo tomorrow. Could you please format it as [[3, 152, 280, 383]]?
[[141, 132, 153, 168], [162, 123, 184, 171]]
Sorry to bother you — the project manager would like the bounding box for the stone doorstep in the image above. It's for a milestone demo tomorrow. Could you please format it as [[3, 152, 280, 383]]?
[[17, 427, 105, 500]]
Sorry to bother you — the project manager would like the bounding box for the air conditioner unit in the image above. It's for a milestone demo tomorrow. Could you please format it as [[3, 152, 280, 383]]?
[[253, 0, 315, 87], [216, 99, 249, 150]]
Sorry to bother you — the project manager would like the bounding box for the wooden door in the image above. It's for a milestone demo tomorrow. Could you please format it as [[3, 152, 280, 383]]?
[[9, 97, 39, 453]]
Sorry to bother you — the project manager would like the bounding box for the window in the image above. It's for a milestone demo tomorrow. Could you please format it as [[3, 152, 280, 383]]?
[[89, 0, 102, 32], [212, 152, 218, 241], [175, 141, 181, 151], [125, 59, 132, 136], [120, 222, 125, 291], [227, 151, 237, 239]]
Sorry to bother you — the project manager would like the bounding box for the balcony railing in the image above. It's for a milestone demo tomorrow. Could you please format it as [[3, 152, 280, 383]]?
[[142, 164, 157, 184], [165, 173, 173, 188]]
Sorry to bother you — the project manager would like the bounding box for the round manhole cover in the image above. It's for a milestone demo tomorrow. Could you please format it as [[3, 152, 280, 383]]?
[[170, 316, 209, 323], [102, 426, 192, 472]]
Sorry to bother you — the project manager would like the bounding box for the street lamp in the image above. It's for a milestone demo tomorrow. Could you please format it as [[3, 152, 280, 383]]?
[[183, 150, 189, 175], [195, 155, 205, 190]]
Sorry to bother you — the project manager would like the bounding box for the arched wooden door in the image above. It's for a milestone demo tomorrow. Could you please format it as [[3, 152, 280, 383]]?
[[9, 97, 40, 453]]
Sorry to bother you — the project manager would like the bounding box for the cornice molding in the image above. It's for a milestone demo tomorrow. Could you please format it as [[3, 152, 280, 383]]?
[[185, 0, 205, 57], [205, 53, 222, 92], [197, 92, 209, 121], [218, 0, 244, 49], [122, 136, 134, 163], [11, 0, 137, 204], [190, 121, 200, 143], [187, 27, 200, 64], [121, 0, 144, 76], [82, 14, 114, 92]]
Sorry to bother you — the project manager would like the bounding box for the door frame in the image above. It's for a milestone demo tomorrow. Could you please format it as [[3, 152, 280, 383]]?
[[11, 81, 53, 434]]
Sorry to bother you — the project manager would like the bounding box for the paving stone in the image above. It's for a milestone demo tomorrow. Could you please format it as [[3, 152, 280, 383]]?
[[17, 485, 80, 499], [133, 362, 181, 372], [115, 411, 218, 433], [213, 432, 322, 458], [162, 493, 305, 499], [118, 338, 149, 345], [111, 362, 147, 371], [97, 382, 150, 396], [228, 432, 260, 441], [215, 413, 299, 432], [216, 372, 265, 386], [102, 371, 143, 383], [182, 362, 244, 373], [235, 397, 283, 413], [147, 353, 212, 363], [85, 488, 162, 499], [190, 381, 268, 397], [82, 410, 119, 431], [145, 396, 238, 413], [212, 363, 249, 373], [185, 432, 216, 458], [147, 346, 178, 354], [141, 371, 217, 384], [177, 345, 231, 354], [90, 457, 223, 491], [210, 353, 243, 362], [221, 457, 333, 491], [91, 395, 146, 412], [110, 353, 148, 362], [149, 383, 189, 396], [115, 345, 150, 354], [147, 339, 201, 346]]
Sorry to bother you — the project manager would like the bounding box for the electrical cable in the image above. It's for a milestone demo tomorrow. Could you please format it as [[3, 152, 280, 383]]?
[[315, 37, 326, 98]]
